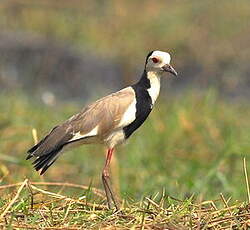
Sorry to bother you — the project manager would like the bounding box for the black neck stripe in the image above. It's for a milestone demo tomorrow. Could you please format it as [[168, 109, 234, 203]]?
[[123, 70, 153, 139], [136, 70, 151, 89]]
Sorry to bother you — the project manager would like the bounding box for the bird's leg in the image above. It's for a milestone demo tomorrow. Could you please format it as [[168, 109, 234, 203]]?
[[102, 148, 119, 210]]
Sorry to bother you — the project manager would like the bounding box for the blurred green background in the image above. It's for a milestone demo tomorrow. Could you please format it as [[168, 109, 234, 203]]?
[[0, 0, 250, 202]]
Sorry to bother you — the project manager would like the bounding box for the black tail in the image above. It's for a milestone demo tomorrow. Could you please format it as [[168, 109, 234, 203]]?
[[27, 140, 64, 175], [28, 144, 63, 175], [26, 126, 73, 175]]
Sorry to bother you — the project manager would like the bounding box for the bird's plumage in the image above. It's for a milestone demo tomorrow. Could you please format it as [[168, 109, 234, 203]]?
[[27, 50, 178, 208]]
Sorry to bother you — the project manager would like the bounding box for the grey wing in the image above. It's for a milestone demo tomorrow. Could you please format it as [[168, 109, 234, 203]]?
[[64, 86, 136, 141]]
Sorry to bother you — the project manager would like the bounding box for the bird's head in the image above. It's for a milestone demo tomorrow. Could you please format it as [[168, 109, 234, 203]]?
[[145, 50, 177, 77]]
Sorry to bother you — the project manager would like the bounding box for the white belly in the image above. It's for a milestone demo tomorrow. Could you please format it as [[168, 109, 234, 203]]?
[[104, 129, 125, 148]]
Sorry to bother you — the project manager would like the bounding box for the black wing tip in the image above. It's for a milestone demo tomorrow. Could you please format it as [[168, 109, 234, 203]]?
[[26, 125, 66, 174], [27, 143, 40, 154], [33, 159, 48, 175], [26, 142, 42, 160], [40, 167, 48, 175], [26, 153, 33, 160], [30, 146, 63, 175], [34, 165, 46, 175], [26, 147, 50, 175], [34, 161, 52, 175], [32, 166, 45, 175]]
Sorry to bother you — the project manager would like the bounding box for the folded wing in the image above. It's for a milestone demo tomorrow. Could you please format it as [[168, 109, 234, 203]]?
[[26, 87, 135, 174]]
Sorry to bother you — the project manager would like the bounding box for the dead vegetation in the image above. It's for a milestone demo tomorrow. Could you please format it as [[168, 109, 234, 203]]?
[[0, 178, 250, 229]]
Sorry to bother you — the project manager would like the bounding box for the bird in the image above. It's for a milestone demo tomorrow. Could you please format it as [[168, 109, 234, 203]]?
[[26, 50, 178, 209]]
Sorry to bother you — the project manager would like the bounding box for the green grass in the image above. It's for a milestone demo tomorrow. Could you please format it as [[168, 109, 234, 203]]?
[[0, 90, 250, 228]]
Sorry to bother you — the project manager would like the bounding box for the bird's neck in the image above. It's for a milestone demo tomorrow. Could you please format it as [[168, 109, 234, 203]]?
[[136, 70, 161, 104]]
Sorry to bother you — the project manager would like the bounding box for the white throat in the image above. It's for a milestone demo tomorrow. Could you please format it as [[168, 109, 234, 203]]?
[[147, 71, 161, 105]]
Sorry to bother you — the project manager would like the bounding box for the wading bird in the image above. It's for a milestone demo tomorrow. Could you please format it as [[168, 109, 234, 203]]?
[[27, 50, 178, 209]]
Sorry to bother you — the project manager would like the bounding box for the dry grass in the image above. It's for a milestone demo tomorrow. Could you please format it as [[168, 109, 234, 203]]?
[[0, 179, 250, 229]]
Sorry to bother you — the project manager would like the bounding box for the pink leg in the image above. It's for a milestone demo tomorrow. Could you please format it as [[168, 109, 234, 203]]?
[[102, 148, 119, 209]]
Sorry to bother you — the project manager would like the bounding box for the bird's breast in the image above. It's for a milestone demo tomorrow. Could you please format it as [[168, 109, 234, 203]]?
[[146, 73, 161, 104], [123, 86, 153, 139], [118, 99, 137, 127]]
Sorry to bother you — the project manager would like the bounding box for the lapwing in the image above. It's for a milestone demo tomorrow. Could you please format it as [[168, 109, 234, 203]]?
[[27, 50, 178, 209]]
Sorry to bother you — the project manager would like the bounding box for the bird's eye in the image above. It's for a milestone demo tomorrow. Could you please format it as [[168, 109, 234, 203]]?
[[152, 57, 159, 63]]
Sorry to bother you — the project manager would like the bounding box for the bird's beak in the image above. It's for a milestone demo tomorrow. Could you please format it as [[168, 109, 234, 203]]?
[[162, 64, 178, 77]]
